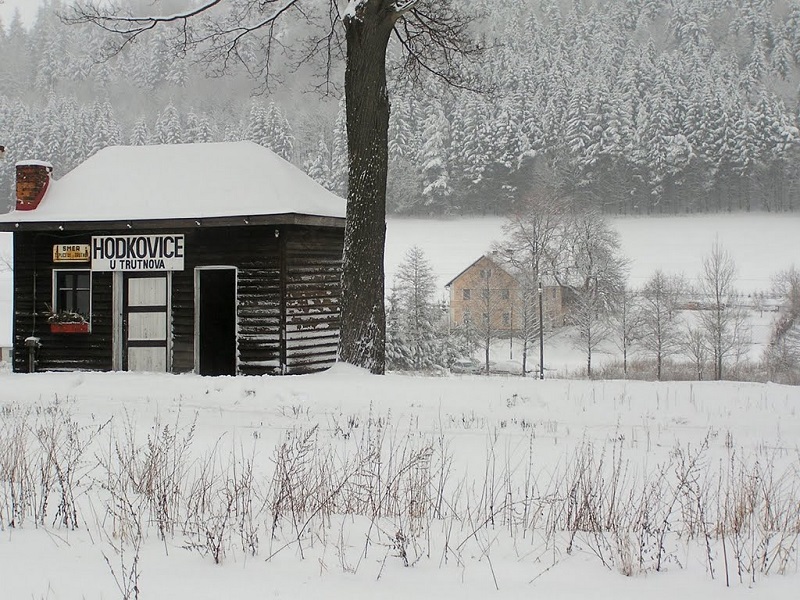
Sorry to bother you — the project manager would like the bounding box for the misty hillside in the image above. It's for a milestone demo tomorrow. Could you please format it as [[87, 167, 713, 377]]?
[[2, 0, 800, 216]]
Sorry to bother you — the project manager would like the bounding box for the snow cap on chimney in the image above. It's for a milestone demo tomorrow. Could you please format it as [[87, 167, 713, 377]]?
[[16, 159, 53, 211]]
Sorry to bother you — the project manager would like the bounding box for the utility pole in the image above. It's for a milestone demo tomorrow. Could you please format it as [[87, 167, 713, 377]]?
[[509, 301, 513, 360], [538, 281, 544, 380]]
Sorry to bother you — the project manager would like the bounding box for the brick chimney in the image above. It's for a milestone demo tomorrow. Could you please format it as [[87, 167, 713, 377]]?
[[16, 160, 53, 211]]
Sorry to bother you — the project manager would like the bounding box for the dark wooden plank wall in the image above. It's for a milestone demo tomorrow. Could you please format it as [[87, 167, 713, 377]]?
[[170, 226, 282, 375], [284, 226, 343, 374], [11, 224, 343, 375], [174, 224, 343, 376], [12, 231, 113, 372]]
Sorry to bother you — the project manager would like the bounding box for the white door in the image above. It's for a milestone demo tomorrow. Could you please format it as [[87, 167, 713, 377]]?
[[124, 273, 169, 372]]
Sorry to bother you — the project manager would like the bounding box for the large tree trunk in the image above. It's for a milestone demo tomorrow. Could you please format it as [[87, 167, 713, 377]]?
[[339, 3, 394, 374]]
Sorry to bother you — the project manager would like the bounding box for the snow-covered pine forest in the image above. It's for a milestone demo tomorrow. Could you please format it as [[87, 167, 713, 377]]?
[[2, 0, 800, 215]]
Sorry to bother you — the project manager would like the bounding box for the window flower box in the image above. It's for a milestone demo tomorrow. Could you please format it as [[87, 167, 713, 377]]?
[[49, 321, 90, 334], [46, 305, 90, 334]]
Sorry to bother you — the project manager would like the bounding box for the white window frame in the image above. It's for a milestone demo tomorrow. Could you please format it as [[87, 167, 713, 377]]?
[[52, 268, 93, 329]]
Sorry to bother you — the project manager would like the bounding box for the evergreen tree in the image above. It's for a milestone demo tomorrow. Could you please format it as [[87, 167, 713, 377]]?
[[303, 136, 332, 189], [129, 117, 150, 146], [186, 111, 216, 143], [265, 102, 294, 161], [329, 99, 348, 198], [152, 103, 183, 145], [386, 246, 443, 371], [419, 102, 451, 212]]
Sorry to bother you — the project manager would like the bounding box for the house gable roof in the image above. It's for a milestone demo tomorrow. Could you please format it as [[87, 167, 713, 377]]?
[[445, 254, 517, 288], [0, 141, 346, 231], [446, 253, 564, 289]]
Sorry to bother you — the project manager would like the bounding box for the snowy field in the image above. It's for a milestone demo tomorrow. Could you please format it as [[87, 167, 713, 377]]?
[[1, 367, 800, 598], [384, 213, 800, 294]]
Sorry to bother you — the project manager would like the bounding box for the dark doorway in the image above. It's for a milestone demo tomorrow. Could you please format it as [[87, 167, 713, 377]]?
[[197, 268, 237, 376]]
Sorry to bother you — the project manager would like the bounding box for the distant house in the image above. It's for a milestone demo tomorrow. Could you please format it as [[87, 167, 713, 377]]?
[[0, 141, 346, 376], [445, 254, 568, 334]]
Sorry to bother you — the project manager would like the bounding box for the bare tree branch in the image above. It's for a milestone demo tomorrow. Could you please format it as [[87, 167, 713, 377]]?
[[66, 1, 482, 94], [66, 0, 486, 374]]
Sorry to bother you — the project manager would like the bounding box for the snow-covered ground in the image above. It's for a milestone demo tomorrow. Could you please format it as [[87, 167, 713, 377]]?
[[1, 368, 799, 598], [1, 213, 799, 597]]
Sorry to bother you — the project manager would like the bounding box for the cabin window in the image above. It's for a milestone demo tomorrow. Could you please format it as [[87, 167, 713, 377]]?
[[501, 289, 510, 300], [481, 288, 490, 299], [481, 268, 492, 279], [463, 288, 471, 300], [53, 270, 92, 321], [503, 312, 510, 326]]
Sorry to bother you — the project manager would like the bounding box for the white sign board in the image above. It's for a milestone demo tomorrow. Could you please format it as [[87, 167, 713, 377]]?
[[91, 234, 185, 271]]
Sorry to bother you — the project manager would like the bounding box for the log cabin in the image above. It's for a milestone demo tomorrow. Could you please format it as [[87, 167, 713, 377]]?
[[0, 141, 346, 375]]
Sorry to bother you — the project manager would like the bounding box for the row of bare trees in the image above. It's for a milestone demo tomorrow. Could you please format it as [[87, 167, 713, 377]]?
[[385, 203, 799, 383], [615, 244, 751, 382], [495, 194, 795, 382], [600, 249, 799, 383], [492, 193, 628, 377]]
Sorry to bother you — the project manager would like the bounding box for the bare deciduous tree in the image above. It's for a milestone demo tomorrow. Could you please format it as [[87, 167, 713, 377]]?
[[474, 268, 503, 374], [637, 271, 684, 381], [561, 208, 628, 377], [611, 286, 642, 378], [765, 265, 800, 384], [682, 325, 708, 381], [66, 0, 480, 374], [697, 239, 750, 380], [494, 190, 569, 375], [772, 265, 800, 318]]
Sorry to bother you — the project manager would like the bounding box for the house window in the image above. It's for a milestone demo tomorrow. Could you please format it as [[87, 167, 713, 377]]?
[[501, 289, 510, 300], [481, 288, 490, 299], [503, 312, 510, 326], [53, 270, 91, 321], [481, 268, 492, 279], [463, 288, 471, 300]]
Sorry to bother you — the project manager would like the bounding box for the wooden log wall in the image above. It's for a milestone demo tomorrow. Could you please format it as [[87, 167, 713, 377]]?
[[170, 226, 283, 375], [13, 231, 113, 372], [11, 224, 344, 376], [284, 226, 343, 374]]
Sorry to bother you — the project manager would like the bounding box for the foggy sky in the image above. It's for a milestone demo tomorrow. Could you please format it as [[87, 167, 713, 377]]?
[[0, 0, 43, 27]]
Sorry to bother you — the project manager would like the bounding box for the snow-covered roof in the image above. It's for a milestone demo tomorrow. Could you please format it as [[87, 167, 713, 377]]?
[[0, 142, 346, 229], [445, 254, 522, 288], [16, 159, 53, 169], [445, 253, 562, 288]]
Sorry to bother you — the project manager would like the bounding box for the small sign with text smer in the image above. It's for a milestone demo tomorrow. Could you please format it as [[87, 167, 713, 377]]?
[[53, 244, 90, 263]]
